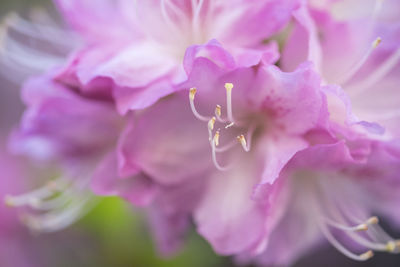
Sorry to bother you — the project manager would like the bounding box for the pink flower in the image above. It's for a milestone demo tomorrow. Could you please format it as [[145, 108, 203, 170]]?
[[91, 54, 328, 254], [281, 0, 400, 139], [240, 141, 400, 266], [7, 73, 122, 232], [54, 0, 300, 113], [5, 0, 400, 265]]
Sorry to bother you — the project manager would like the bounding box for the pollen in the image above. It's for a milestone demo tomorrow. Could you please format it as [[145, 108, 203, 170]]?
[[214, 131, 220, 146], [189, 87, 197, 101], [225, 83, 233, 92], [237, 134, 249, 152], [366, 216, 379, 225], [386, 241, 396, 252], [355, 223, 368, 231], [359, 250, 374, 260], [372, 37, 382, 48], [215, 105, 221, 117], [208, 117, 216, 131]]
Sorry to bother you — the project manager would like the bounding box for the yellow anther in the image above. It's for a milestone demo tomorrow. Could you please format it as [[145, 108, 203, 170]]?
[[189, 88, 197, 101], [4, 195, 14, 207], [225, 83, 233, 92], [373, 37, 382, 48], [355, 223, 368, 231], [366, 216, 379, 225], [208, 117, 216, 131], [386, 241, 396, 252], [214, 131, 220, 146], [237, 134, 246, 146], [215, 105, 221, 117], [359, 250, 374, 260]]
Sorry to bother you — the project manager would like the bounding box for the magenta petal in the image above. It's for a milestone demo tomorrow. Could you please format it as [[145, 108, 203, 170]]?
[[193, 155, 285, 255], [12, 74, 121, 161], [258, 135, 308, 185], [91, 152, 158, 207], [54, 0, 138, 42], [281, 4, 322, 72], [118, 93, 211, 185]]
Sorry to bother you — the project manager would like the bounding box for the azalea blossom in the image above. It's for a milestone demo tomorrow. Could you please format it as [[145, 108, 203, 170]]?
[[2, 0, 400, 265], [54, 0, 300, 113], [282, 0, 400, 139], [238, 141, 400, 266]]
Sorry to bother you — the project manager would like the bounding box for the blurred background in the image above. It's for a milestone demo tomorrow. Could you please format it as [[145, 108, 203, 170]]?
[[1, 1, 400, 266]]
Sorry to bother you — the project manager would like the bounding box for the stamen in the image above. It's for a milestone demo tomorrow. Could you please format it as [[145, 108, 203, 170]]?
[[208, 116, 216, 131], [191, 0, 205, 43], [6, 175, 95, 232], [319, 222, 374, 261], [348, 47, 400, 96], [189, 87, 210, 121], [323, 216, 369, 232], [21, 196, 95, 233], [2, 12, 73, 48], [237, 134, 250, 152], [4, 180, 64, 207], [214, 130, 220, 146], [160, 0, 183, 38], [225, 83, 235, 123], [164, 0, 189, 24], [210, 133, 230, 171], [215, 104, 224, 122], [366, 216, 379, 225], [335, 37, 382, 85]]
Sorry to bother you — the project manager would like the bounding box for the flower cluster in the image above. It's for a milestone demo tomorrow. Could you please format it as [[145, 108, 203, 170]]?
[[3, 0, 400, 265]]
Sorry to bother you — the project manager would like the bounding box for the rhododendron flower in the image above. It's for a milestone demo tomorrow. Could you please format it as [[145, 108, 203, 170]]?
[[91, 53, 329, 255], [238, 141, 400, 266], [54, 0, 300, 113], [6, 73, 121, 232], [282, 0, 400, 138], [3, 0, 400, 265]]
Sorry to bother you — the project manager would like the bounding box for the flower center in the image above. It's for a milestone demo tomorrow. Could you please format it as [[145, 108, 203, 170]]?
[[189, 83, 255, 171]]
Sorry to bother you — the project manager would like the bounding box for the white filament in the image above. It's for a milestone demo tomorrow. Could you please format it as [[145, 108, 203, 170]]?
[[348, 47, 400, 96], [335, 37, 381, 85]]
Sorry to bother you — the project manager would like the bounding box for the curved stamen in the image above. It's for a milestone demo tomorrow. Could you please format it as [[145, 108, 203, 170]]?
[[191, 0, 205, 42], [237, 135, 249, 152], [215, 104, 227, 123], [319, 221, 374, 261], [211, 132, 231, 171], [164, 0, 189, 24], [160, 0, 183, 38], [323, 216, 368, 232], [335, 37, 381, 85], [22, 196, 95, 233], [2, 12, 74, 48], [189, 88, 211, 121], [5, 180, 67, 207], [348, 47, 400, 96], [315, 176, 400, 258]]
